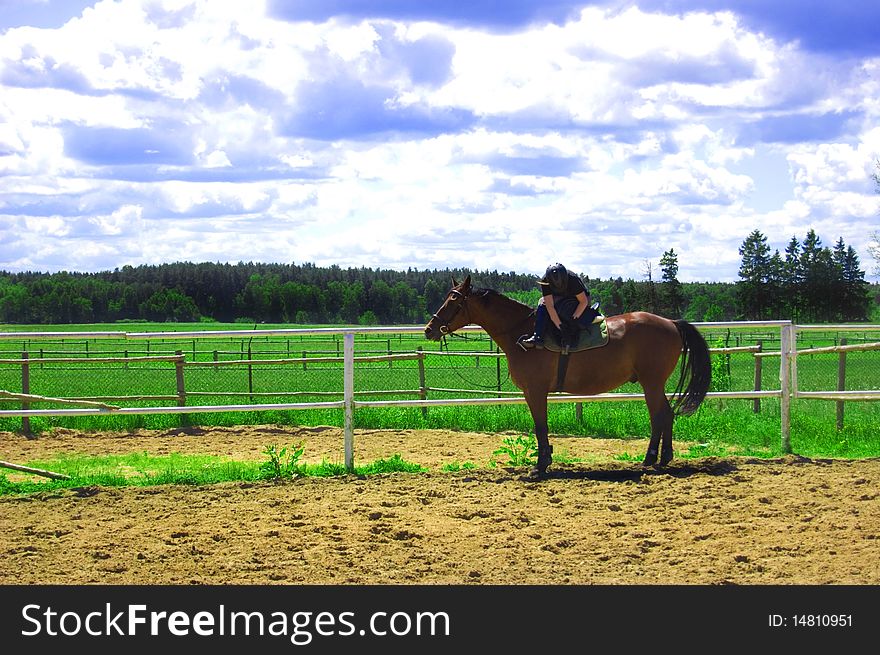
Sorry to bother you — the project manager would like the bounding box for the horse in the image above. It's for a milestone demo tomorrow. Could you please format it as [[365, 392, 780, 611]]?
[[423, 275, 711, 479]]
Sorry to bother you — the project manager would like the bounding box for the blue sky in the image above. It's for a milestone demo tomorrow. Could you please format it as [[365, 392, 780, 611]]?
[[1, 0, 878, 282]]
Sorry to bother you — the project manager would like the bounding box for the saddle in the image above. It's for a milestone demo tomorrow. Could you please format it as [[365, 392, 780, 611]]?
[[543, 314, 609, 354]]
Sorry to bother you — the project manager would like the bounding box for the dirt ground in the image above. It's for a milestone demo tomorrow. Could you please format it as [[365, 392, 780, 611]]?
[[1, 425, 878, 585]]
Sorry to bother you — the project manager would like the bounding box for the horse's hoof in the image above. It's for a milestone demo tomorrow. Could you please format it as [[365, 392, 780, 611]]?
[[659, 451, 674, 467], [642, 450, 658, 467], [523, 466, 547, 481]]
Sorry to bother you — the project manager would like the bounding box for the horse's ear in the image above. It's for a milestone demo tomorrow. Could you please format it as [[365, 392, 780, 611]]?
[[463, 275, 471, 291], [451, 277, 458, 288]]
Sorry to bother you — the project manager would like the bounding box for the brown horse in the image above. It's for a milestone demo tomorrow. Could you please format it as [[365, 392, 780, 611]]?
[[424, 275, 711, 478]]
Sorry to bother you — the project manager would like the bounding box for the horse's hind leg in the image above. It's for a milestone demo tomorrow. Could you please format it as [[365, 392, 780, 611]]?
[[643, 386, 674, 467], [658, 404, 674, 466]]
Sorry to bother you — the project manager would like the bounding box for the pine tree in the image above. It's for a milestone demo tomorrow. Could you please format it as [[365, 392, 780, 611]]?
[[842, 245, 870, 320], [832, 238, 849, 320], [737, 230, 772, 319], [799, 230, 840, 321], [783, 236, 803, 320], [659, 248, 685, 317]]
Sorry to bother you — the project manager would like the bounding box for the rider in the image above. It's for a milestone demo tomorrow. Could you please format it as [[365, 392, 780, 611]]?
[[519, 263, 596, 350]]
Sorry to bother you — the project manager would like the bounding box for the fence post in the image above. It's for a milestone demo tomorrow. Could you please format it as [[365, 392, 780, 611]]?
[[780, 324, 792, 454], [837, 338, 847, 430], [174, 350, 188, 424], [344, 332, 355, 471], [417, 347, 427, 419], [247, 345, 254, 403], [175, 350, 186, 404], [21, 351, 31, 437], [753, 340, 763, 413], [495, 345, 501, 397]]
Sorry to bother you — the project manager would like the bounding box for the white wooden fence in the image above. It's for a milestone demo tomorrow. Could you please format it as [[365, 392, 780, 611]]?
[[1, 321, 879, 469]]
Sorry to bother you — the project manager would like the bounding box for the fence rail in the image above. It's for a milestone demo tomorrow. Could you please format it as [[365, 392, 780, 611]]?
[[2, 321, 879, 468]]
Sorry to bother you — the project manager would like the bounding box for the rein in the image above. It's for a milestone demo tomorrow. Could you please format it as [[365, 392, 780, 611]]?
[[431, 291, 525, 391], [438, 332, 512, 391]]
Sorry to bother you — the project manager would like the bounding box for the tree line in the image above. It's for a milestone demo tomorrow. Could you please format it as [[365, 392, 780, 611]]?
[[0, 262, 539, 325], [0, 236, 874, 326], [737, 228, 871, 322]]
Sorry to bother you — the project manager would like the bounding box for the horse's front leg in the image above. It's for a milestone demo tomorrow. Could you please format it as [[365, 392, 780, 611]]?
[[525, 391, 552, 479], [643, 386, 673, 467]]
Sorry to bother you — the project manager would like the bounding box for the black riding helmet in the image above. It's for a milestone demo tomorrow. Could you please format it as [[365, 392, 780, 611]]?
[[543, 263, 568, 294]]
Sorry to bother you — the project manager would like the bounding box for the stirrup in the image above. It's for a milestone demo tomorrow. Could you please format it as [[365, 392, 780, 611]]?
[[518, 334, 544, 350]]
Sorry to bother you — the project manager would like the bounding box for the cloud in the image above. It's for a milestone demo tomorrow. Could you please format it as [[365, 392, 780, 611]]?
[[634, 1, 880, 57], [62, 123, 196, 166], [143, 1, 196, 29], [619, 42, 756, 87], [1, 1, 878, 281], [198, 72, 287, 110], [266, 0, 584, 32], [394, 33, 456, 87], [1, 54, 96, 94], [737, 110, 862, 146], [140, 183, 276, 220], [281, 73, 476, 140], [788, 130, 880, 203], [1, 190, 121, 217], [0, 0, 96, 31], [373, 27, 456, 88], [95, 164, 329, 183], [476, 153, 587, 177]]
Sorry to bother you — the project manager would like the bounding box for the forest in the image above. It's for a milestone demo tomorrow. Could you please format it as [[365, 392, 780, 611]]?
[[0, 229, 875, 325]]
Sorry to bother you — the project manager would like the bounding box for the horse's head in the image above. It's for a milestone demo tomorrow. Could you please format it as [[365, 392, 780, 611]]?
[[424, 275, 473, 341]]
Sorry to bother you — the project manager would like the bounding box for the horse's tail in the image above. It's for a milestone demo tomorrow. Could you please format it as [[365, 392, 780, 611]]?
[[670, 319, 711, 417]]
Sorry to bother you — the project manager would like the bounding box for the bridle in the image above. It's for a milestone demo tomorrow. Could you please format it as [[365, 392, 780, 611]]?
[[431, 289, 470, 335]]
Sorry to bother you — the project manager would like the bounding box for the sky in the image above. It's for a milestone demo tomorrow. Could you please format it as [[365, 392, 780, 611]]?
[[1, 0, 878, 282]]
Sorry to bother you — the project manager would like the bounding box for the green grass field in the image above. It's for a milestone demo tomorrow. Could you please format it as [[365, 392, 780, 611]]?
[[0, 449, 426, 496], [1, 321, 879, 461]]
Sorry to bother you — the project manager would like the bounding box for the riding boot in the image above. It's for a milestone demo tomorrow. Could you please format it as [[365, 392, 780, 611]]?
[[519, 305, 548, 349]]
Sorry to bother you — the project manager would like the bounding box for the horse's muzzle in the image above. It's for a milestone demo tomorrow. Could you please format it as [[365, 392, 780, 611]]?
[[424, 315, 447, 341]]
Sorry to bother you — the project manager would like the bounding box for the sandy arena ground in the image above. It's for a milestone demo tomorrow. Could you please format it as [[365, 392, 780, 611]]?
[[1, 425, 878, 585]]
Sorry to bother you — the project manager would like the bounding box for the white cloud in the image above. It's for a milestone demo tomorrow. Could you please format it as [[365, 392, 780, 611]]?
[[0, 0, 878, 281]]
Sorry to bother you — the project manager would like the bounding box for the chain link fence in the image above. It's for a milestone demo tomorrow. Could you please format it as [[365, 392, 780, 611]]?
[[1, 324, 879, 435]]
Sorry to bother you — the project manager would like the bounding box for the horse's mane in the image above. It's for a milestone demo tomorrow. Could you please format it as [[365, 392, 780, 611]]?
[[471, 287, 534, 313]]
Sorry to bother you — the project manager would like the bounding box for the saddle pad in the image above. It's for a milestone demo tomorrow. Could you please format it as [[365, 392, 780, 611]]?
[[543, 316, 609, 354]]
